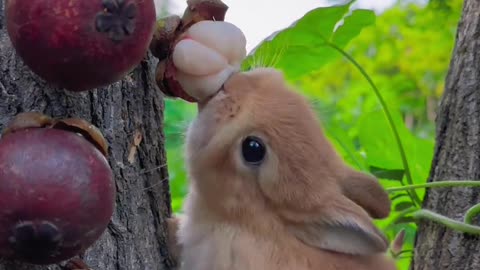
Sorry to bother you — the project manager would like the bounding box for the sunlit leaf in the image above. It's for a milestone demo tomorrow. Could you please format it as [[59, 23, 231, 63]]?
[[394, 201, 416, 211], [243, 0, 376, 80], [358, 108, 434, 200], [390, 193, 411, 202], [394, 216, 416, 225], [331, 9, 376, 48], [370, 166, 405, 181]]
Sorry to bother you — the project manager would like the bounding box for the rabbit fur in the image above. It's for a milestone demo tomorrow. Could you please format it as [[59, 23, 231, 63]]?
[[167, 67, 397, 270]]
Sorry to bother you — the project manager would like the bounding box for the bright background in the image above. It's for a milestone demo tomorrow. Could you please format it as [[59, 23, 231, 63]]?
[[154, 0, 428, 52], [163, 0, 399, 51]]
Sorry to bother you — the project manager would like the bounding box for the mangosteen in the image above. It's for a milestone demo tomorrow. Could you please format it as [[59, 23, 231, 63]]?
[[5, 0, 156, 91], [0, 112, 115, 265], [150, 0, 229, 103]]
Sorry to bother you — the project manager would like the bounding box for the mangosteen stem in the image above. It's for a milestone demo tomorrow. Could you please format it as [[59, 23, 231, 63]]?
[[95, 0, 138, 42]]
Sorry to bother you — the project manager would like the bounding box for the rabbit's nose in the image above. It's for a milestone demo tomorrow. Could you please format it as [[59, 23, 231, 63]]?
[[198, 87, 227, 112]]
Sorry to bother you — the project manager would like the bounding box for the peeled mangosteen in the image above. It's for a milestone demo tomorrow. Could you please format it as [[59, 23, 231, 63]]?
[[5, 0, 156, 92], [150, 0, 229, 103], [0, 112, 115, 265]]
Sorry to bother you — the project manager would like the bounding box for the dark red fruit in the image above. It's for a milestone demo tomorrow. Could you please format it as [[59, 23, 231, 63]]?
[[0, 113, 115, 265], [6, 0, 156, 91], [151, 0, 228, 103]]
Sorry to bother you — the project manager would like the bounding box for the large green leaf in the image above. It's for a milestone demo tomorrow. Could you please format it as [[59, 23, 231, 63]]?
[[324, 123, 368, 170], [242, 0, 375, 80], [357, 108, 434, 200], [332, 9, 377, 48]]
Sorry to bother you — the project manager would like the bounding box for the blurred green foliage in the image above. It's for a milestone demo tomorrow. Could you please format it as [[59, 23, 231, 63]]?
[[162, 0, 463, 269]]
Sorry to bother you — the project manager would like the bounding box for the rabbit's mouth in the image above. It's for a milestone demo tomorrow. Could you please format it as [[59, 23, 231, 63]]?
[[197, 87, 226, 112], [196, 69, 240, 111]]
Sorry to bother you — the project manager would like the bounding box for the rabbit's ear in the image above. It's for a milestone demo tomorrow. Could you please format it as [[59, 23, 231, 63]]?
[[338, 167, 391, 219], [285, 197, 389, 256]]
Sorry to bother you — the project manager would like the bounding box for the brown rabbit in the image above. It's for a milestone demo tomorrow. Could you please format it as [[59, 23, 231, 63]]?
[[167, 67, 397, 270]]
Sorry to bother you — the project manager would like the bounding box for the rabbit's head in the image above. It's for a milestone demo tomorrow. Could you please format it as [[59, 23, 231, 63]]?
[[185, 67, 392, 256]]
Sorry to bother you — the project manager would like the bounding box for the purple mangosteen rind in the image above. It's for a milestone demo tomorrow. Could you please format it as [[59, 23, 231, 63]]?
[[0, 114, 115, 265], [149, 15, 183, 60]]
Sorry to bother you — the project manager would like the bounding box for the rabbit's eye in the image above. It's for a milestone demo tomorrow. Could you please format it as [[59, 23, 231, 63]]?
[[241, 136, 266, 165]]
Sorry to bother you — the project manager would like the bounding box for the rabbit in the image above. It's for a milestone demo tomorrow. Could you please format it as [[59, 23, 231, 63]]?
[[162, 17, 397, 270], [165, 66, 397, 270]]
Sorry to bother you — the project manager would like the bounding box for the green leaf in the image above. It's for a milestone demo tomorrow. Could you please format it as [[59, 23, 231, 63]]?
[[242, 1, 376, 80], [394, 201, 416, 212], [390, 193, 411, 202], [358, 111, 404, 171], [370, 166, 405, 181], [324, 123, 368, 171], [394, 216, 416, 225], [331, 9, 376, 48], [358, 108, 434, 199]]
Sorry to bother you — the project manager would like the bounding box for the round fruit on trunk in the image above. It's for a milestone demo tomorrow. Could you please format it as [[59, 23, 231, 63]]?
[[5, 0, 156, 92]]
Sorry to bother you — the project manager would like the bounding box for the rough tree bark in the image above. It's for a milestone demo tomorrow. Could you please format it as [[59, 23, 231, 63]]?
[[0, 0, 175, 269], [412, 0, 480, 269]]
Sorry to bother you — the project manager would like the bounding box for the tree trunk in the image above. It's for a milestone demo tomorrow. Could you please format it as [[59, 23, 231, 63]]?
[[0, 0, 174, 269], [412, 0, 480, 269]]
